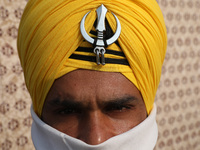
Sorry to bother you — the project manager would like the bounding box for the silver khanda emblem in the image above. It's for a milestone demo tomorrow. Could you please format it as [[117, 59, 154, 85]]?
[[80, 4, 121, 65]]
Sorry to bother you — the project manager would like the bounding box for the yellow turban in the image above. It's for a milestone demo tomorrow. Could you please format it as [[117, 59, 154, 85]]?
[[17, 0, 167, 117]]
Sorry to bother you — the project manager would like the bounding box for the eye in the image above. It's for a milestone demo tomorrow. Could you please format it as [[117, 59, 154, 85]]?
[[105, 104, 133, 113], [58, 107, 81, 115]]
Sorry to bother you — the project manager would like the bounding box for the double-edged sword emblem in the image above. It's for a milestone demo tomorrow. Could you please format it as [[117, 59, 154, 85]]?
[[80, 4, 121, 65]]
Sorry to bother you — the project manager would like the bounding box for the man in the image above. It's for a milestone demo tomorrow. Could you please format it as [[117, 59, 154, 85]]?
[[17, 0, 167, 149]]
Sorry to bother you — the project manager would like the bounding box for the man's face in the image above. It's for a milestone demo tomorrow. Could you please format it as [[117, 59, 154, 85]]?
[[42, 70, 147, 145]]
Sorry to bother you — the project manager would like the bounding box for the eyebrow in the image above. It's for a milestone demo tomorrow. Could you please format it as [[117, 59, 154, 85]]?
[[48, 95, 139, 109], [101, 96, 139, 107], [49, 98, 84, 108]]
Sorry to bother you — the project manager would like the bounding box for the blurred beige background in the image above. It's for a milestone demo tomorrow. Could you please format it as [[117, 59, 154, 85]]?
[[0, 0, 200, 149]]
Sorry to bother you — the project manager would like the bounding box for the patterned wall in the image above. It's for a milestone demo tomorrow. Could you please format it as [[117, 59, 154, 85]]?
[[154, 0, 200, 149], [0, 0, 200, 150]]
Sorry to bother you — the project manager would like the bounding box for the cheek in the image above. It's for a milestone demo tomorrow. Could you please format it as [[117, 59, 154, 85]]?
[[109, 108, 147, 134], [43, 113, 81, 137]]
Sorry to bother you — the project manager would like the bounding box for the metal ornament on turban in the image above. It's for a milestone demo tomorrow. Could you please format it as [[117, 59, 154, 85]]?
[[80, 4, 121, 65], [17, 0, 167, 117]]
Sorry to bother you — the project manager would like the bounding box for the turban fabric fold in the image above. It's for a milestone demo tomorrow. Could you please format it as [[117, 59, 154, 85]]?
[[17, 0, 167, 117]]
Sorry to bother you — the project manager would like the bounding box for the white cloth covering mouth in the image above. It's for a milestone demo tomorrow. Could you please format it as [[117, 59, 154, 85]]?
[[31, 104, 158, 150]]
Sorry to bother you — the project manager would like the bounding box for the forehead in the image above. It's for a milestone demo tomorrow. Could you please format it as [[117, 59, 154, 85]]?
[[47, 70, 142, 101]]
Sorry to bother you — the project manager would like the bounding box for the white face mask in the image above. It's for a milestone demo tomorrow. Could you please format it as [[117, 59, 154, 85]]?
[[31, 104, 158, 150]]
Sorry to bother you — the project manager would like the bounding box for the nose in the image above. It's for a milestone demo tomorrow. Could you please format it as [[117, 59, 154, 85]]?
[[77, 110, 114, 145]]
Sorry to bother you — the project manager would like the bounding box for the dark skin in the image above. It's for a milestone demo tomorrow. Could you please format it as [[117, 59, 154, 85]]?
[[42, 70, 147, 145]]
